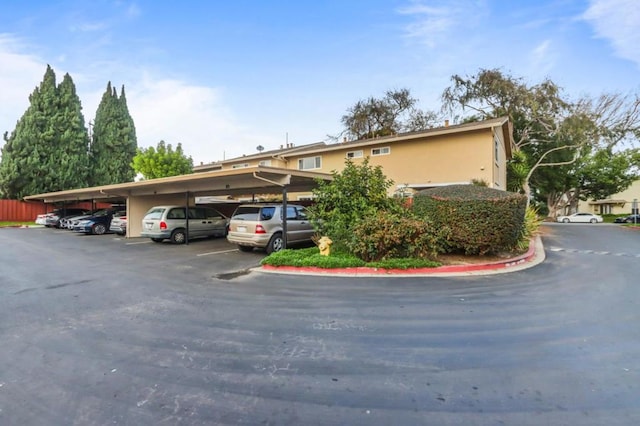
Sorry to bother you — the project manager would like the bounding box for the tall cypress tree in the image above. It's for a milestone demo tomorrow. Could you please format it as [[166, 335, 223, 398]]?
[[90, 82, 137, 185], [0, 65, 90, 199], [51, 73, 90, 190]]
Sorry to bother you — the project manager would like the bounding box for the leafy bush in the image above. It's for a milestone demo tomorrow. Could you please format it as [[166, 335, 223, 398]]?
[[413, 184, 527, 255], [347, 210, 447, 261], [306, 158, 402, 251]]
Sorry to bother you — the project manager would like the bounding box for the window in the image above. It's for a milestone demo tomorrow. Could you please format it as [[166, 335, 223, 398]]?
[[494, 137, 500, 164], [298, 156, 322, 170], [259, 207, 276, 220], [346, 150, 363, 159], [232, 163, 249, 169], [167, 208, 186, 219], [371, 146, 390, 156], [259, 160, 272, 166], [189, 208, 206, 220]]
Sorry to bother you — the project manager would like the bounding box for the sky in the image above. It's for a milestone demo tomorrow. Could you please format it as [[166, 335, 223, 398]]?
[[1, 0, 639, 165]]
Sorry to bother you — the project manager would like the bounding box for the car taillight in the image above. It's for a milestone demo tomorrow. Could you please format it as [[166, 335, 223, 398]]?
[[160, 221, 167, 230], [255, 224, 266, 234]]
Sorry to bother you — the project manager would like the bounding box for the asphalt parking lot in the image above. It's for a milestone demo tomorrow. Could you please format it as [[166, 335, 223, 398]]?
[[30, 225, 267, 278], [1, 224, 639, 425]]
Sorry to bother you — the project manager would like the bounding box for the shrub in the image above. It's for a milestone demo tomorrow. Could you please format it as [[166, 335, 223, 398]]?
[[306, 158, 402, 251], [347, 210, 447, 262], [412, 184, 527, 255], [517, 205, 542, 250]]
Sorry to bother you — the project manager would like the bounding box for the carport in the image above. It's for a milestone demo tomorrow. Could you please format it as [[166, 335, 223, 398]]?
[[24, 166, 332, 242]]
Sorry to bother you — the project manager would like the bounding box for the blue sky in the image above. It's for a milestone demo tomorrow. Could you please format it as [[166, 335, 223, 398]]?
[[1, 0, 639, 165]]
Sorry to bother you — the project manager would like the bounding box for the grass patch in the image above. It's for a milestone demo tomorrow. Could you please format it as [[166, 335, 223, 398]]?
[[0, 221, 35, 227], [261, 247, 441, 269]]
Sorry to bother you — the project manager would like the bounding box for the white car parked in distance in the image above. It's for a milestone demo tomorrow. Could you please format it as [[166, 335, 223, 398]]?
[[556, 212, 603, 223]]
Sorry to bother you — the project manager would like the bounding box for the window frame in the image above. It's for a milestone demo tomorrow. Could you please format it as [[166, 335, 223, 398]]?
[[346, 150, 363, 159], [297, 156, 322, 170], [371, 146, 390, 156]]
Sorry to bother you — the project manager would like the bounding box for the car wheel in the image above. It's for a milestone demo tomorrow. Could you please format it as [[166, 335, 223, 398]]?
[[171, 229, 186, 244], [562, 218, 570, 223], [93, 223, 106, 235], [238, 245, 253, 252], [151, 238, 164, 243], [266, 233, 284, 254], [590, 218, 597, 223]]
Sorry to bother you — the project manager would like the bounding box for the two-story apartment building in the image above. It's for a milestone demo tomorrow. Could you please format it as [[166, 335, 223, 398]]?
[[194, 116, 514, 200], [24, 116, 514, 237]]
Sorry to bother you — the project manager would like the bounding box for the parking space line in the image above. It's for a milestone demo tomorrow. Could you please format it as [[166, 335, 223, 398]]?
[[196, 249, 239, 256], [125, 241, 153, 245]]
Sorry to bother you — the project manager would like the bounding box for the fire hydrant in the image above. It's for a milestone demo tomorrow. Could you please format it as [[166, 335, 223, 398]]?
[[317, 236, 333, 256]]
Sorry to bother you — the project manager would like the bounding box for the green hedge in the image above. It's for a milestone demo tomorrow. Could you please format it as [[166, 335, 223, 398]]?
[[412, 185, 527, 255], [348, 210, 446, 262]]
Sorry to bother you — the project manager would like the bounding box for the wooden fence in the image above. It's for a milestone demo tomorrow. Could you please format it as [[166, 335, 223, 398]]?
[[0, 200, 113, 222]]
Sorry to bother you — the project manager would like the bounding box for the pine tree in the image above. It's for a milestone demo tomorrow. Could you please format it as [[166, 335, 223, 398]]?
[[89, 82, 138, 185]]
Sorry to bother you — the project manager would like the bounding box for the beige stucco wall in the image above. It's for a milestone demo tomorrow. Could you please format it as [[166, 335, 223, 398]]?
[[128, 194, 196, 237], [287, 128, 498, 195]]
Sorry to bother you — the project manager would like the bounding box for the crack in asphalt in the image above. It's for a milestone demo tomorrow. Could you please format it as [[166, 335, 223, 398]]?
[[13, 279, 94, 295]]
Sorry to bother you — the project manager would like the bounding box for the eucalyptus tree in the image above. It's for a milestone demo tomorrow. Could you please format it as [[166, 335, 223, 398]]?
[[339, 88, 441, 141], [441, 68, 640, 212]]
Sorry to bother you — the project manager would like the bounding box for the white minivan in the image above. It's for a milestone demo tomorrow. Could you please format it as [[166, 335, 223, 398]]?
[[141, 205, 229, 244]]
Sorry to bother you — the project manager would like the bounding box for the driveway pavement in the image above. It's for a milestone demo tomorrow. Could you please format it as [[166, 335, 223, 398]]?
[[0, 224, 638, 425]]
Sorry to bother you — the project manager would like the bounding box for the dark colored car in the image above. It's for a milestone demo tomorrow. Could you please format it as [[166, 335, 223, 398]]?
[[72, 209, 125, 235], [614, 214, 640, 223]]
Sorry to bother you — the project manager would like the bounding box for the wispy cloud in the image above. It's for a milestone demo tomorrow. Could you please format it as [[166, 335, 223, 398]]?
[[397, 0, 488, 48], [0, 35, 48, 136], [125, 74, 280, 163], [125, 3, 141, 19], [582, 0, 640, 66], [529, 39, 556, 75], [69, 22, 108, 32]]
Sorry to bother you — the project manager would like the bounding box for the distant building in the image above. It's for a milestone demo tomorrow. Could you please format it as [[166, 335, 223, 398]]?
[[579, 180, 640, 215]]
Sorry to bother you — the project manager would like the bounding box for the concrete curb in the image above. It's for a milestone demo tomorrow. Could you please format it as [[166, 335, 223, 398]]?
[[258, 235, 545, 277]]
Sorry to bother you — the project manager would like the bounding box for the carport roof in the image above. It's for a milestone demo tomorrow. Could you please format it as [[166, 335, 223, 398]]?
[[23, 166, 333, 203]]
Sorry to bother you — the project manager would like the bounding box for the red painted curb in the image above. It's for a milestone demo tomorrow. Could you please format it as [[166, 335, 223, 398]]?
[[261, 238, 538, 276]]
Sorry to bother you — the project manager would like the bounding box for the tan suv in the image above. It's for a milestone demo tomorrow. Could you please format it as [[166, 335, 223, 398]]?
[[227, 204, 315, 253]]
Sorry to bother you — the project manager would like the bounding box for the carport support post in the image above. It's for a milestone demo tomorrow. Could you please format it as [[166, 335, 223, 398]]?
[[185, 191, 190, 245], [282, 187, 288, 250]]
